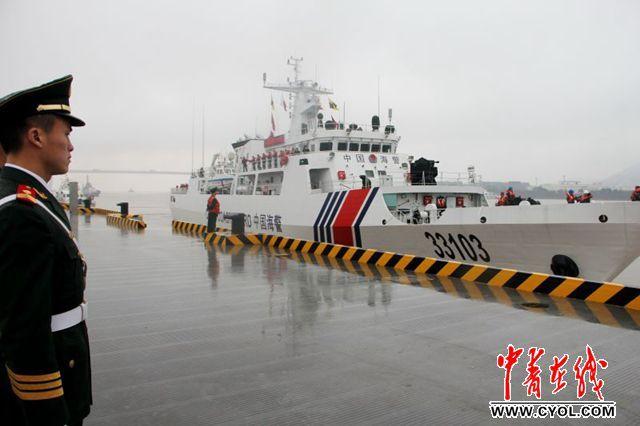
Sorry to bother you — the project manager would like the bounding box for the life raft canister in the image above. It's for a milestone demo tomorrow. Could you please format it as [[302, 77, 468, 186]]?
[[436, 196, 446, 209], [423, 195, 433, 205]]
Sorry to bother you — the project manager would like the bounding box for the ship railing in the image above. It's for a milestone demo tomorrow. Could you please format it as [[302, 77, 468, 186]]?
[[171, 187, 189, 194], [316, 122, 397, 135], [392, 209, 444, 225], [405, 171, 478, 186]]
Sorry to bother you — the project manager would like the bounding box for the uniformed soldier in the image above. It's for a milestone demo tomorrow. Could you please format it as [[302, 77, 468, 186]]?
[[0, 76, 91, 425]]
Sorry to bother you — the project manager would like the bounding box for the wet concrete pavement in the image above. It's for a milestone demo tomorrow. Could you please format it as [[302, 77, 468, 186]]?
[[76, 212, 640, 425]]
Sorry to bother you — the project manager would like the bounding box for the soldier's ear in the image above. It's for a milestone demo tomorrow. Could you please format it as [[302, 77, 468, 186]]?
[[25, 127, 45, 149]]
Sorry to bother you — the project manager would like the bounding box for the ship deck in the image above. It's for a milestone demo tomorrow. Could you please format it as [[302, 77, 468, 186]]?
[[78, 211, 640, 425]]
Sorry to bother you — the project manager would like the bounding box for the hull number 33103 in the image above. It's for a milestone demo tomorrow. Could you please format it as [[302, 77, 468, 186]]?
[[424, 232, 491, 262]]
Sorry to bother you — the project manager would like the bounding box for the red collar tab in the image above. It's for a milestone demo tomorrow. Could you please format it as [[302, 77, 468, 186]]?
[[16, 184, 38, 204]]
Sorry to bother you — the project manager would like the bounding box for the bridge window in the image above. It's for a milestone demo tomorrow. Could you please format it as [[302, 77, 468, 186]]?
[[371, 144, 380, 152], [360, 143, 370, 152], [319, 142, 333, 151], [235, 175, 256, 195], [349, 143, 359, 151], [337, 142, 347, 151], [382, 144, 391, 153]]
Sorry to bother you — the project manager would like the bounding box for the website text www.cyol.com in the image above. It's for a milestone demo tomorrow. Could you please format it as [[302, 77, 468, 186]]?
[[489, 401, 616, 419]]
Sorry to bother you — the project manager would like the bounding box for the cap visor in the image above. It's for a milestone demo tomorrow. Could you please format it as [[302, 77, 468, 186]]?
[[50, 111, 85, 127]]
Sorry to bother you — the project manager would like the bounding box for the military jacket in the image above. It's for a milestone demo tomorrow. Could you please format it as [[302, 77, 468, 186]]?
[[0, 166, 91, 425]]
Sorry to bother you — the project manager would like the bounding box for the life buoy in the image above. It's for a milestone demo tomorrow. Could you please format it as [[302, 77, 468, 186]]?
[[436, 197, 446, 209], [423, 195, 432, 205], [369, 154, 377, 163], [337, 170, 346, 180]]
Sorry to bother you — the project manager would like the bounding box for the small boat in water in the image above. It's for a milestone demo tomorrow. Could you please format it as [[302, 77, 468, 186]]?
[[171, 58, 640, 284], [82, 175, 101, 199]]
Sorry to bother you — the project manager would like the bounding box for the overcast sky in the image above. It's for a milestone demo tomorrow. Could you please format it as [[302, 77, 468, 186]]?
[[1, 0, 639, 191]]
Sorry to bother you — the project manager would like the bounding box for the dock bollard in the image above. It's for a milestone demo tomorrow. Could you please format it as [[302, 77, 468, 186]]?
[[224, 213, 245, 234], [116, 202, 129, 217]]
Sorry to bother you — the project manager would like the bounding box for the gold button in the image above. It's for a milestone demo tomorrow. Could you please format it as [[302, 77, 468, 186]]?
[[69, 360, 75, 368]]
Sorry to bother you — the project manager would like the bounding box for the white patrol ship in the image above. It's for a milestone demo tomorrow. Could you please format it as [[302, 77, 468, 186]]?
[[171, 57, 640, 284]]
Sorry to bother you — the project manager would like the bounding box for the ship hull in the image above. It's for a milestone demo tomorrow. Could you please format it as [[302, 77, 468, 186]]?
[[171, 189, 640, 285]]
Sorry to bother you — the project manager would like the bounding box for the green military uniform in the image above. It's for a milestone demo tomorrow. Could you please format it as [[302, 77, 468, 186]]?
[[0, 76, 91, 425]]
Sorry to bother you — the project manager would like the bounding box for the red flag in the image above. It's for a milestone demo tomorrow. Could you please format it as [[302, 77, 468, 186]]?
[[271, 113, 275, 131]]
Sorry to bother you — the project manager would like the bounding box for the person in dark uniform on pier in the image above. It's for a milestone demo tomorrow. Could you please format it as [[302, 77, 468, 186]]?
[[0, 76, 91, 426]]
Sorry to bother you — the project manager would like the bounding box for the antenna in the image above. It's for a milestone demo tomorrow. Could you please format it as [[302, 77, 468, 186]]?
[[201, 106, 205, 169], [377, 76, 380, 117]]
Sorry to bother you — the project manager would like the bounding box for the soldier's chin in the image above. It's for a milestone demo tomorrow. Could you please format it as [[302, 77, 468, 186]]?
[[55, 163, 70, 176]]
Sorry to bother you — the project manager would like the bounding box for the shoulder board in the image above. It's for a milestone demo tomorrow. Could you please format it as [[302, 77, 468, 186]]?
[[16, 184, 38, 205], [33, 188, 48, 200]]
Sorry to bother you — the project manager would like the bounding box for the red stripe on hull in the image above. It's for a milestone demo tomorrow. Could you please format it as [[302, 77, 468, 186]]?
[[332, 189, 370, 246]]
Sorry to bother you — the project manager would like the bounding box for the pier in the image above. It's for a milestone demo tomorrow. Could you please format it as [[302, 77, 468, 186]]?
[[77, 203, 640, 424]]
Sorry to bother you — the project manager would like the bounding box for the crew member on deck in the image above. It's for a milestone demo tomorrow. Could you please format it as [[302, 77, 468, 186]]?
[[565, 188, 576, 203], [0, 76, 92, 425], [206, 187, 221, 233], [496, 191, 506, 206], [631, 186, 640, 202], [578, 190, 593, 203], [505, 187, 516, 205]]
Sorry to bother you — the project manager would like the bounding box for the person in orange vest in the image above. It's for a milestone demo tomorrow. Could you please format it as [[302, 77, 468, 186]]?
[[206, 188, 221, 233], [565, 188, 576, 203], [505, 187, 516, 205], [578, 190, 592, 203], [631, 186, 640, 202], [496, 192, 506, 206]]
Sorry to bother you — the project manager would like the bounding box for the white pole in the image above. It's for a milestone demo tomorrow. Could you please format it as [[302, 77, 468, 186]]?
[[377, 76, 380, 117], [191, 98, 195, 173], [201, 106, 205, 169]]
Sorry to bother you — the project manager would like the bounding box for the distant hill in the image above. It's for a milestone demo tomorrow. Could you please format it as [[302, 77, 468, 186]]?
[[601, 163, 640, 190]]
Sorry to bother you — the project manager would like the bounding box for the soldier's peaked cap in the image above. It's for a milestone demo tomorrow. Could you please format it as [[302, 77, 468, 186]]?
[[0, 75, 85, 128]]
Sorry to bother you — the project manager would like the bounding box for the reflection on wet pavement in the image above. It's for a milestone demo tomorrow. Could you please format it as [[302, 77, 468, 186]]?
[[215, 243, 640, 332]]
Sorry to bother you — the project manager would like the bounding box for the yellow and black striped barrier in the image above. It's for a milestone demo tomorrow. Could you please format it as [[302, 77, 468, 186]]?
[[171, 220, 229, 235], [202, 232, 261, 248], [61, 202, 120, 216], [171, 220, 258, 247], [106, 213, 147, 230], [257, 234, 640, 312]]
